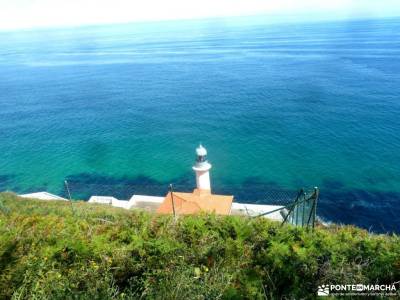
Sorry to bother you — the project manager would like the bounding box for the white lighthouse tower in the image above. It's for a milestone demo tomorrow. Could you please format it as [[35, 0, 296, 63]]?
[[192, 144, 212, 191]]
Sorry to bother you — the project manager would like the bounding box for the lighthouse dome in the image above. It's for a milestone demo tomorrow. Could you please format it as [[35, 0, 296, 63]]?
[[196, 144, 207, 156]]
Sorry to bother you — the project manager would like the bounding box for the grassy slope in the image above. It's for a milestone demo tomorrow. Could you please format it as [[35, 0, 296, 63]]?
[[0, 192, 399, 299]]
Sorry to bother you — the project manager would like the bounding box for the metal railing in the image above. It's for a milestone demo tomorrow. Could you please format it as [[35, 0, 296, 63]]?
[[255, 187, 319, 229]]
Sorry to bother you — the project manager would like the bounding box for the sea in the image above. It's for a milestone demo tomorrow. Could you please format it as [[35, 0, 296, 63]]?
[[0, 16, 399, 232]]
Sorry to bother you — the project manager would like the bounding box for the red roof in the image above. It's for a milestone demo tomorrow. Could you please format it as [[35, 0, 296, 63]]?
[[157, 189, 233, 215]]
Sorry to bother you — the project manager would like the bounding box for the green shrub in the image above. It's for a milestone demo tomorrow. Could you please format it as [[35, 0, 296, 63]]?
[[0, 192, 399, 299]]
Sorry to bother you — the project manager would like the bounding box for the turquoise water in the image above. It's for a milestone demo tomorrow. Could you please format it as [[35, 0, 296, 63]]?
[[0, 17, 399, 231]]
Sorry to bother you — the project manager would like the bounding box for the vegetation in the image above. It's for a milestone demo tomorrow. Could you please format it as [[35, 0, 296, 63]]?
[[0, 192, 399, 299]]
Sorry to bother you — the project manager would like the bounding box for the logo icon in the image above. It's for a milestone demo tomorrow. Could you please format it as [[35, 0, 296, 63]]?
[[318, 285, 330, 296]]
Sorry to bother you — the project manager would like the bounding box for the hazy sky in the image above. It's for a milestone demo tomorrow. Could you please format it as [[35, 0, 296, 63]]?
[[1, 0, 400, 30]]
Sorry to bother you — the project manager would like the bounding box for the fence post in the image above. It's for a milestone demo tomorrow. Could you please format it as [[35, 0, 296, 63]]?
[[169, 184, 177, 221], [64, 180, 75, 216], [312, 187, 319, 229]]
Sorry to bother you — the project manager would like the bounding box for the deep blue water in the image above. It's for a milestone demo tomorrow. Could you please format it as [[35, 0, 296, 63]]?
[[0, 17, 399, 232]]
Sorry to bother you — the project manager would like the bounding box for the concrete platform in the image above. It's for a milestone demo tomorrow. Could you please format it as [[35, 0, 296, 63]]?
[[88, 196, 117, 205], [231, 202, 284, 221], [129, 195, 164, 211], [88, 194, 165, 211], [20, 192, 68, 201]]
